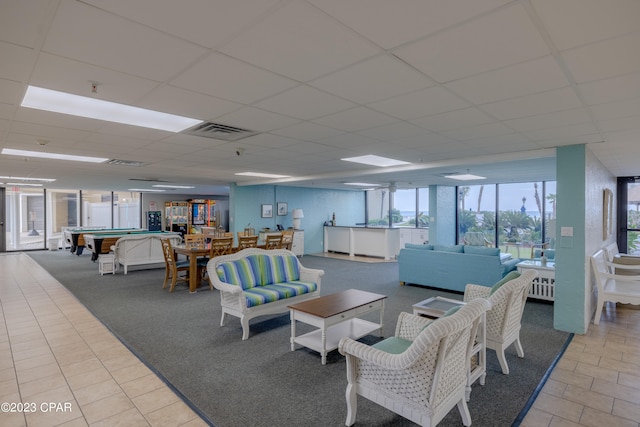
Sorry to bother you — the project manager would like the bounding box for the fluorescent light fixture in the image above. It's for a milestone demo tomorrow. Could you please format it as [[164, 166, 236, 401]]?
[[152, 184, 195, 189], [444, 173, 486, 181], [21, 86, 202, 132], [128, 188, 166, 192], [344, 182, 382, 187], [0, 175, 56, 182], [341, 154, 410, 167], [235, 172, 291, 178], [2, 148, 109, 163], [7, 183, 43, 187]]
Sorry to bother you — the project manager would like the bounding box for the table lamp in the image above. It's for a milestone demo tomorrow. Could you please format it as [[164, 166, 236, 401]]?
[[292, 209, 304, 230]]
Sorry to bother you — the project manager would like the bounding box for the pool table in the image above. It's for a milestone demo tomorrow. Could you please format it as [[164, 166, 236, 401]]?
[[83, 230, 181, 261], [64, 228, 144, 255]]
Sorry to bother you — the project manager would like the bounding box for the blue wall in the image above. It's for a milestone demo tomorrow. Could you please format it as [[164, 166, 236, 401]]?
[[230, 184, 365, 254]]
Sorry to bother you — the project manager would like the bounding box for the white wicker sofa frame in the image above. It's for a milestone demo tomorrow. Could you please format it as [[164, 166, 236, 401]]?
[[112, 234, 182, 274], [207, 248, 324, 340]]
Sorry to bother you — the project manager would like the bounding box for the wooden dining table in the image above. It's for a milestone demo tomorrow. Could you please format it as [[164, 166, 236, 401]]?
[[173, 245, 211, 293]]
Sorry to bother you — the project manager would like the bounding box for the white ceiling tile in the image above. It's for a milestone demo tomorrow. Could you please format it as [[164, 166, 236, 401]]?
[[0, 79, 25, 106], [309, 0, 511, 50], [84, 0, 281, 49], [312, 107, 398, 132], [504, 108, 592, 132], [532, 0, 640, 51], [598, 115, 640, 133], [590, 97, 640, 121], [480, 87, 583, 120], [562, 33, 640, 84], [394, 4, 549, 83], [254, 85, 355, 120], [215, 107, 300, 132], [270, 122, 345, 141], [445, 56, 569, 104], [410, 107, 497, 132], [441, 123, 516, 141], [369, 86, 469, 120], [171, 53, 298, 105], [310, 55, 434, 104], [524, 122, 599, 142], [0, 0, 51, 48], [219, 1, 379, 82], [140, 86, 241, 122], [579, 72, 640, 106], [0, 42, 34, 82], [43, 1, 207, 82], [356, 122, 434, 141]]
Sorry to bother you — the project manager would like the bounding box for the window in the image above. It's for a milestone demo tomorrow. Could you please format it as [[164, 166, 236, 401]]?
[[457, 185, 496, 246]]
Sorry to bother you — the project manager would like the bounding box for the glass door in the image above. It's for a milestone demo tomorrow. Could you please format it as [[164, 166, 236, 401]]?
[[0, 187, 5, 252], [617, 177, 640, 254]]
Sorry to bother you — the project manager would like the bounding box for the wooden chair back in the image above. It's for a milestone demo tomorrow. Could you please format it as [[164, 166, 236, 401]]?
[[184, 233, 205, 249], [209, 237, 234, 258], [281, 230, 294, 250], [264, 233, 283, 250], [238, 235, 259, 249], [160, 238, 189, 291]]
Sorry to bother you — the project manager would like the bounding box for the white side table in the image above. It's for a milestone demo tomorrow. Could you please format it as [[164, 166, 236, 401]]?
[[516, 260, 555, 301], [98, 254, 116, 275]]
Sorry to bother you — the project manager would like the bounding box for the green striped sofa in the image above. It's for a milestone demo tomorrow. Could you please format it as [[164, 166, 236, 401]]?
[[207, 248, 324, 340]]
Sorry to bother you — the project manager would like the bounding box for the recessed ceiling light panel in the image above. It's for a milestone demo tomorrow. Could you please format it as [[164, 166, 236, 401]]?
[[341, 154, 410, 167], [235, 172, 291, 178], [2, 148, 108, 163], [444, 173, 486, 181]]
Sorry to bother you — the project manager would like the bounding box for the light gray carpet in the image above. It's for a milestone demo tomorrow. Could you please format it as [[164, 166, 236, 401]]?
[[28, 250, 570, 427]]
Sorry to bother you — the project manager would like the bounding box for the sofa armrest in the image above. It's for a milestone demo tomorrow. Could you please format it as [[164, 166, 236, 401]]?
[[464, 284, 490, 302], [299, 266, 324, 289], [501, 258, 520, 275]]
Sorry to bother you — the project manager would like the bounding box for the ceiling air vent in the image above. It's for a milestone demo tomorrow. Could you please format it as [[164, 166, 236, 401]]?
[[105, 159, 146, 167], [182, 122, 258, 141]]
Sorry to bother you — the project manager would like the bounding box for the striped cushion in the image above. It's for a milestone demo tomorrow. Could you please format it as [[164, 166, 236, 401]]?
[[243, 281, 317, 307], [216, 258, 260, 290], [261, 254, 300, 285]]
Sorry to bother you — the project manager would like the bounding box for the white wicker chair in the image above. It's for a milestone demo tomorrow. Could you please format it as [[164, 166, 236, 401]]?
[[591, 249, 640, 325], [338, 298, 491, 427], [463, 270, 537, 375]]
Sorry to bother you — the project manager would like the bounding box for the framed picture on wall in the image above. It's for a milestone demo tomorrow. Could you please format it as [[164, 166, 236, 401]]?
[[603, 188, 613, 240], [261, 204, 273, 218], [277, 202, 288, 216]]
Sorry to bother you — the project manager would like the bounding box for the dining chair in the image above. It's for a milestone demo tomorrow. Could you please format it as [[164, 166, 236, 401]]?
[[184, 233, 205, 249], [209, 237, 234, 258], [160, 238, 190, 292], [281, 230, 294, 250], [238, 234, 259, 250], [264, 233, 283, 250]]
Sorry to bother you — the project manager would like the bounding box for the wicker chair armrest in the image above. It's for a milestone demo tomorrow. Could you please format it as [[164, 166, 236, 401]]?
[[464, 284, 490, 302], [299, 267, 324, 285], [338, 337, 416, 370]]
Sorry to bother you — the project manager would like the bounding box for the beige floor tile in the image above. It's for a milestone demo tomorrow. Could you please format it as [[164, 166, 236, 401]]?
[[578, 406, 637, 427], [120, 373, 167, 399], [532, 392, 584, 423], [145, 401, 199, 427], [612, 398, 640, 422], [561, 384, 614, 413], [80, 392, 136, 424], [75, 378, 124, 406], [591, 379, 640, 405], [574, 362, 619, 383], [521, 407, 553, 426], [550, 367, 594, 390], [618, 372, 640, 390], [132, 386, 181, 415], [91, 407, 150, 427]]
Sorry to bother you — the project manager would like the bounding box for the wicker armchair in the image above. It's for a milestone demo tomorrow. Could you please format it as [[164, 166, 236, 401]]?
[[338, 298, 490, 427], [463, 270, 537, 374]]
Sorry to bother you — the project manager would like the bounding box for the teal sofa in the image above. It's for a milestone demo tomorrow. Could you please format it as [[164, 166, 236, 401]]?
[[398, 244, 520, 292]]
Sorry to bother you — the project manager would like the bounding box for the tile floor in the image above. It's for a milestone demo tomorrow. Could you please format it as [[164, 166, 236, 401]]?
[[1, 251, 639, 426]]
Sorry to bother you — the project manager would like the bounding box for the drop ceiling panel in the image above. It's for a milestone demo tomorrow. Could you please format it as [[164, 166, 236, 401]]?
[[444, 56, 570, 105], [532, 0, 640, 51], [254, 85, 355, 120], [43, 1, 207, 82], [309, 55, 435, 104], [0, 0, 51, 48], [214, 107, 300, 132], [410, 107, 497, 132], [270, 122, 345, 141], [369, 86, 470, 120], [394, 4, 549, 83], [309, 0, 512, 50], [170, 53, 298, 105], [356, 122, 434, 141], [312, 107, 398, 132], [504, 108, 592, 132], [562, 33, 640, 84], [578, 72, 640, 106], [85, 0, 281, 49], [480, 87, 583, 121], [139, 85, 241, 121], [590, 98, 640, 122], [0, 42, 35, 82], [219, 1, 379, 82], [441, 122, 517, 141]]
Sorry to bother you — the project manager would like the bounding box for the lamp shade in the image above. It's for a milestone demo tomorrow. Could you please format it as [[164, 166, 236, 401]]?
[[292, 209, 304, 219]]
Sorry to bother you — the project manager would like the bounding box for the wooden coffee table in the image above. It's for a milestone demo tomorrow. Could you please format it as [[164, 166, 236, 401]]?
[[288, 289, 386, 365]]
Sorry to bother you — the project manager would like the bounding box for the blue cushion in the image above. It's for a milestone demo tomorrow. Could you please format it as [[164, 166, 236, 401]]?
[[434, 244, 464, 253], [372, 337, 412, 354], [243, 281, 317, 307], [261, 254, 300, 285], [216, 258, 260, 290], [490, 271, 521, 295], [443, 305, 462, 316], [404, 243, 434, 250], [464, 246, 500, 256]]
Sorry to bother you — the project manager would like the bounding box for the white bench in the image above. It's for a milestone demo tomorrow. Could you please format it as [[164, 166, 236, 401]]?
[[591, 249, 640, 324]]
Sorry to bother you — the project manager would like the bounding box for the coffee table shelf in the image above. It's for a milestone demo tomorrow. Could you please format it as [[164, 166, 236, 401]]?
[[293, 318, 382, 356]]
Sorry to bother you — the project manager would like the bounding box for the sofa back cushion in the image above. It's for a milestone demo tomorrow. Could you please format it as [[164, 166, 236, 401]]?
[[216, 256, 261, 290], [261, 254, 300, 285], [404, 243, 434, 250], [464, 246, 500, 257], [434, 244, 464, 253]]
